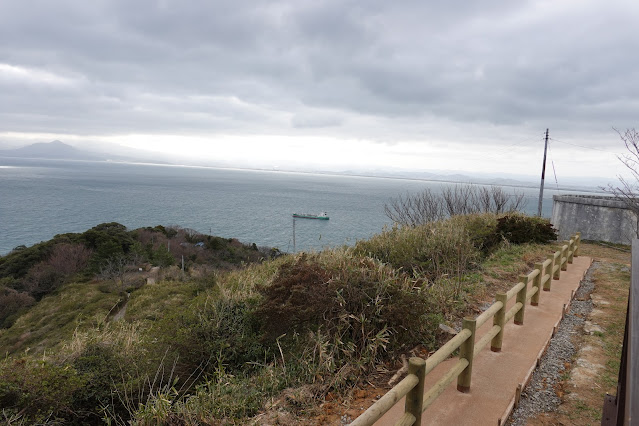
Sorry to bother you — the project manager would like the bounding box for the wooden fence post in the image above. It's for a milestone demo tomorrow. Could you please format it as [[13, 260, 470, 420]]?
[[574, 232, 581, 256], [532, 263, 543, 306], [568, 238, 575, 264], [515, 275, 528, 325], [553, 251, 561, 280], [491, 293, 507, 352], [405, 357, 426, 425], [545, 254, 554, 291], [457, 318, 477, 393]]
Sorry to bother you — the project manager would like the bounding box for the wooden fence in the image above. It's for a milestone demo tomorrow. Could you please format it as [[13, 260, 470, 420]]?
[[601, 238, 638, 425], [351, 233, 582, 426]]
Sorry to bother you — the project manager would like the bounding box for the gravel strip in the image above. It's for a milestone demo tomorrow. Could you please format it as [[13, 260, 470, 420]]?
[[506, 261, 598, 425]]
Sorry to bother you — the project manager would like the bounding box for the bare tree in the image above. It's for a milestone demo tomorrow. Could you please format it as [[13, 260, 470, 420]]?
[[384, 189, 444, 226], [476, 186, 493, 212], [441, 185, 475, 216], [98, 254, 131, 290], [605, 128, 639, 237], [488, 186, 527, 213], [490, 186, 509, 213], [48, 243, 93, 276], [385, 183, 528, 227]]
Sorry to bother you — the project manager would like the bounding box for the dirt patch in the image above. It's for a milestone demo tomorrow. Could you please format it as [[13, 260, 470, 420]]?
[[256, 384, 389, 425]]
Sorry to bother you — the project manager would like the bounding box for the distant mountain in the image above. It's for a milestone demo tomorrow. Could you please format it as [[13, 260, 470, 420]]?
[[0, 140, 106, 161], [0, 140, 176, 165]]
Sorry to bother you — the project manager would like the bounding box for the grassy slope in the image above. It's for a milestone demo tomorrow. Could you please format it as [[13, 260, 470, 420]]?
[[0, 282, 120, 355], [0, 214, 564, 424]]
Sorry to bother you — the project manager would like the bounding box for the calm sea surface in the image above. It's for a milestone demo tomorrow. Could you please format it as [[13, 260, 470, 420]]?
[[0, 158, 573, 255]]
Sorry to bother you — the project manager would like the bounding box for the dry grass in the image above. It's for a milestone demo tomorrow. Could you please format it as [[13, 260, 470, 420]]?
[[0, 214, 570, 425], [0, 281, 120, 355], [216, 256, 286, 300], [56, 320, 149, 364], [478, 241, 565, 297]]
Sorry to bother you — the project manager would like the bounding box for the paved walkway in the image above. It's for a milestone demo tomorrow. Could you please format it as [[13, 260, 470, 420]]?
[[375, 256, 593, 426]]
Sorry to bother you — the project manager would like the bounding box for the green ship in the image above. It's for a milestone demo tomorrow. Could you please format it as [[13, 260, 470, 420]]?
[[292, 212, 329, 220]]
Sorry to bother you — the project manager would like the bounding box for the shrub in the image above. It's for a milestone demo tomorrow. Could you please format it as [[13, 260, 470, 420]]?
[[257, 252, 439, 383], [0, 240, 56, 279], [256, 256, 333, 340], [0, 287, 35, 328], [81, 222, 135, 272], [151, 296, 268, 378], [70, 344, 128, 424], [23, 261, 65, 300], [0, 358, 86, 423], [448, 213, 501, 254], [132, 366, 288, 423], [496, 214, 558, 244], [353, 220, 480, 282], [206, 236, 225, 250], [151, 246, 175, 267]]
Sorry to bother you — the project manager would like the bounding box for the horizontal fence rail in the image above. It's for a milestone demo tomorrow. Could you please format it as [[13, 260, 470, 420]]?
[[351, 233, 581, 426]]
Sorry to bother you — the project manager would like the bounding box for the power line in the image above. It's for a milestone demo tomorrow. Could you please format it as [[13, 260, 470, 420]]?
[[549, 138, 617, 154], [547, 140, 562, 194], [551, 160, 560, 191], [470, 134, 546, 163]]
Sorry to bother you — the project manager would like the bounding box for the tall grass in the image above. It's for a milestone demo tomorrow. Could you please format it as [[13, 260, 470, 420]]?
[[0, 213, 558, 424]]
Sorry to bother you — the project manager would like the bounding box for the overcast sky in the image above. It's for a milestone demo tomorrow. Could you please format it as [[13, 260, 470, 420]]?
[[1, 0, 637, 183]]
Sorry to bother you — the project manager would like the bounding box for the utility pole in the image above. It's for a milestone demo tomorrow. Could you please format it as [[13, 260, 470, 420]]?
[[537, 129, 549, 217], [293, 217, 296, 252]]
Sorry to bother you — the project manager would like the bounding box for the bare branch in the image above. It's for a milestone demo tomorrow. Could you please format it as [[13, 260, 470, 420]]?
[[384, 183, 527, 226], [384, 189, 443, 227], [605, 128, 639, 238], [98, 254, 134, 290]]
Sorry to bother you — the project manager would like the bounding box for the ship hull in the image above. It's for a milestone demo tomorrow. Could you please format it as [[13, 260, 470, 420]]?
[[292, 214, 329, 220]]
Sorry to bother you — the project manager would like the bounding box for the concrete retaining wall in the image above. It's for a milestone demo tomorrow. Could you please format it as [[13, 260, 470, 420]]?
[[551, 195, 637, 244]]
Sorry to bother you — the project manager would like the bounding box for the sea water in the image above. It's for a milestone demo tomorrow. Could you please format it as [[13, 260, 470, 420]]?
[[0, 158, 581, 255]]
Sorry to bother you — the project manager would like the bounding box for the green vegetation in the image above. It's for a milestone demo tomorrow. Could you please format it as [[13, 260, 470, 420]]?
[[0, 214, 558, 424], [0, 223, 277, 330]]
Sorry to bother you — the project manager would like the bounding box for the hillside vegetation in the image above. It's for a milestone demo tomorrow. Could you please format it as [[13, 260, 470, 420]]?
[[0, 214, 557, 424], [0, 222, 278, 331]]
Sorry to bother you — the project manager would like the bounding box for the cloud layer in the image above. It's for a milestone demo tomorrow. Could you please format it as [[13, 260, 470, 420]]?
[[1, 0, 637, 176]]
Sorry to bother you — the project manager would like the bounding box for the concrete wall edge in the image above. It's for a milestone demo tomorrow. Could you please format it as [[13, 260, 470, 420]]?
[[552, 195, 628, 210]]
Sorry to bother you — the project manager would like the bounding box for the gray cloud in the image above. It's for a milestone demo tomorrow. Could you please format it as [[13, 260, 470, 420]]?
[[0, 0, 638, 150], [291, 112, 343, 128]]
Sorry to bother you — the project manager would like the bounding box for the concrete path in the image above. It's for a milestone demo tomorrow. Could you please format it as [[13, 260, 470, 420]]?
[[375, 256, 593, 426]]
